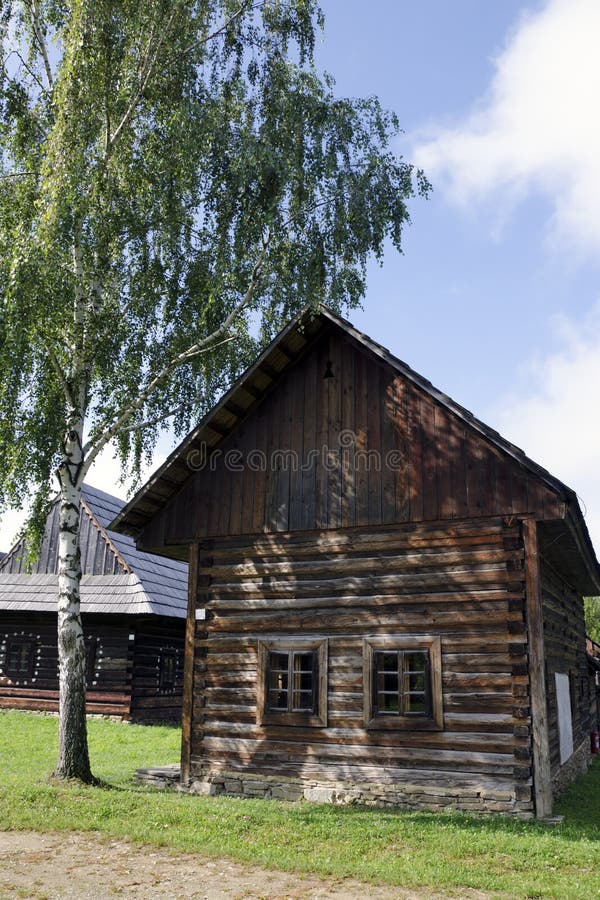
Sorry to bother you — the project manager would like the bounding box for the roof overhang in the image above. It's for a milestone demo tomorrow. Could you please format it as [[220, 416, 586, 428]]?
[[537, 497, 600, 596], [0, 573, 187, 618], [110, 307, 333, 538], [109, 305, 600, 594]]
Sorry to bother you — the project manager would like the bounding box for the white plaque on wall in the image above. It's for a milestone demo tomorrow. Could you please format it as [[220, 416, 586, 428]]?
[[555, 672, 574, 764]]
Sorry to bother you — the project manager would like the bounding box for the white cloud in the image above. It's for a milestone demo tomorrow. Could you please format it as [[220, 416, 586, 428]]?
[[490, 303, 600, 555], [413, 0, 600, 255]]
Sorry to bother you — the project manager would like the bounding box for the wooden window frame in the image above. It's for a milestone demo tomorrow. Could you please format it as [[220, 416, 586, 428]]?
[[5, 637, 37, 679], [85, 637, 101, 687], [363, 635, 443, 731], [257, 639, 328, 727], [158, 648, 178, 694]]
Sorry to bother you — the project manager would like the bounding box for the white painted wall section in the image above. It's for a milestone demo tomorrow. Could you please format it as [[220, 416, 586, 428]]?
[[555, 672, 574, 764]]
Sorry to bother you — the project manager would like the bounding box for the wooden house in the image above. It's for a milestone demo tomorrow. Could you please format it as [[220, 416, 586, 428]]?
[[0, 484, 188, 722], [112, 306, 600, 817]]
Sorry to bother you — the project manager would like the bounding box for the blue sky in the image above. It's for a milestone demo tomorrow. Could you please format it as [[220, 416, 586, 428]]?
[[315, 0, 600, 547], [2, 0, 600, 551], [316, 0, 598, 401]]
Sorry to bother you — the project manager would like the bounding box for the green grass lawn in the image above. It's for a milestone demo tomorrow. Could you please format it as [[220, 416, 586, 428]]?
[[1, 711, 599, 898]]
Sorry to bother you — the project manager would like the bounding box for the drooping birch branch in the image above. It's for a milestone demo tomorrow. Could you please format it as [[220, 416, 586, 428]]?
[[81, 241, 269, 468], [0, 171, 38, 179], [3, 49, 48, 95], [107, 4, 182, 154], [117, 397, 209, 435], [28, 0, 54, 90], [182, 0, 263, 55]]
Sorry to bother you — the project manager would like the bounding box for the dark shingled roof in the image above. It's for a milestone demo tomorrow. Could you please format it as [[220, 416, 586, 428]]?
[[0, 484, 188, 618]]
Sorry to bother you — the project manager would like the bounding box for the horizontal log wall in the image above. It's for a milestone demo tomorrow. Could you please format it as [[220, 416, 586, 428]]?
[[540, 558, 590, 779], [190, 518, 534, 814], [130, 618, 185, 723], [0, 613, 132, 717]]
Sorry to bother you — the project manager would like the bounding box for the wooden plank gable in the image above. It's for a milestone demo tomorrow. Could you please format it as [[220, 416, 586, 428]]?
[[138, 329, 564, 550], [1, 500, 126, 577]]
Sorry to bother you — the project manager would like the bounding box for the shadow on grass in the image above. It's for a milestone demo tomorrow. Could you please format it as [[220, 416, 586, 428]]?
[[42, 772, 178, 795]]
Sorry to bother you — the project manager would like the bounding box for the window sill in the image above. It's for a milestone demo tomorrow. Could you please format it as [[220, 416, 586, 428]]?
[[260, 711, 327, 728], [365, 715, 443, 731]]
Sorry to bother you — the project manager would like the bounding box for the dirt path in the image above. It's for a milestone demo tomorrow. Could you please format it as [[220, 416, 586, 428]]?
[[0, 831, 494, 900]]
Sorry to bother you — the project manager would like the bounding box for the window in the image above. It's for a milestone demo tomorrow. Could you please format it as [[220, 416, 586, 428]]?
[[373, 649, 430, 716], [257, 639, 328, 726], [85, 638, 101, 686], [363, 636, 443, 730], [6, 638, 36, 679], [159, 649, 178, 693]]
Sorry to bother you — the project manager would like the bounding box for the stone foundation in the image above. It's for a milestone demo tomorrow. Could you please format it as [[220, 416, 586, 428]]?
[[552, 736, 592, 799], [173, 769, 535, 818], [136, 748, 594, 820], [136, 764, 181, 790]]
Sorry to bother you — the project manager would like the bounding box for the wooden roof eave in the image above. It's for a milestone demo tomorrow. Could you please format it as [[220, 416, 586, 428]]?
[[537, 495, 600, 596], [80, 497, 132, 575], [109, 308, 328, 538], [0, 535, 24, 573], [564, 495, 600, 595]]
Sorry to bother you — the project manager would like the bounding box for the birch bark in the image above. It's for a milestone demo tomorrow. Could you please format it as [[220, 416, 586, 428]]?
[[55, 427, 92, 781]]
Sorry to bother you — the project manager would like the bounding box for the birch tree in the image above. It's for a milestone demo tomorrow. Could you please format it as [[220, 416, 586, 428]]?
[[0, 0, 429, 781]]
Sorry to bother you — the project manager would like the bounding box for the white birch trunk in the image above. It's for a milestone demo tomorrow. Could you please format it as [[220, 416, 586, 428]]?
[[55, 431, 92, 782]]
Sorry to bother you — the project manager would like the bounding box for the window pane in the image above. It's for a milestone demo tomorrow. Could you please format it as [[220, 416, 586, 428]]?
[[378, 671, 398, 693], [406, 672, 425, 692], [405, 693, 427, 714], [292, 651, 316, 712], [375, 651, 399, 715], [159, 650, 177, 692], [379, 693, 400, 712], [292, 690, 314, 711], [268, 670, 288, 691], [293, 671, 313, 692], [377, 652, 398, 672], [293, 653, 313, 673], [269, 652, 289, 672], [7, 640, 34, 676], [402, 651, 429, 716], [85, 642, 97, 684], [269, 688, 288, 710], [268, 651, 290, 712], [405, 652, 427, 672]]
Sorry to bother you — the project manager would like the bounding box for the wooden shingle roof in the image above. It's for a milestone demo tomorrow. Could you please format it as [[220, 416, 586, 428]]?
[[0, 484, 188, 617]]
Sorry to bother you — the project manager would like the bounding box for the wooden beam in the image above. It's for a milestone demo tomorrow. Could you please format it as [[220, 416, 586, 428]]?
[[522, 517, 553, 818], [180, 543, 198, 785], [275, 343, 293, 362], [257, 360, 280, 381], [223, 399, 248, 419]]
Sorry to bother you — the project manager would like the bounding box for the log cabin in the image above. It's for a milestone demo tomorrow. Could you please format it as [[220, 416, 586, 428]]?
[[0, 484, 187, 722], [111, 306, 600, 817]]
